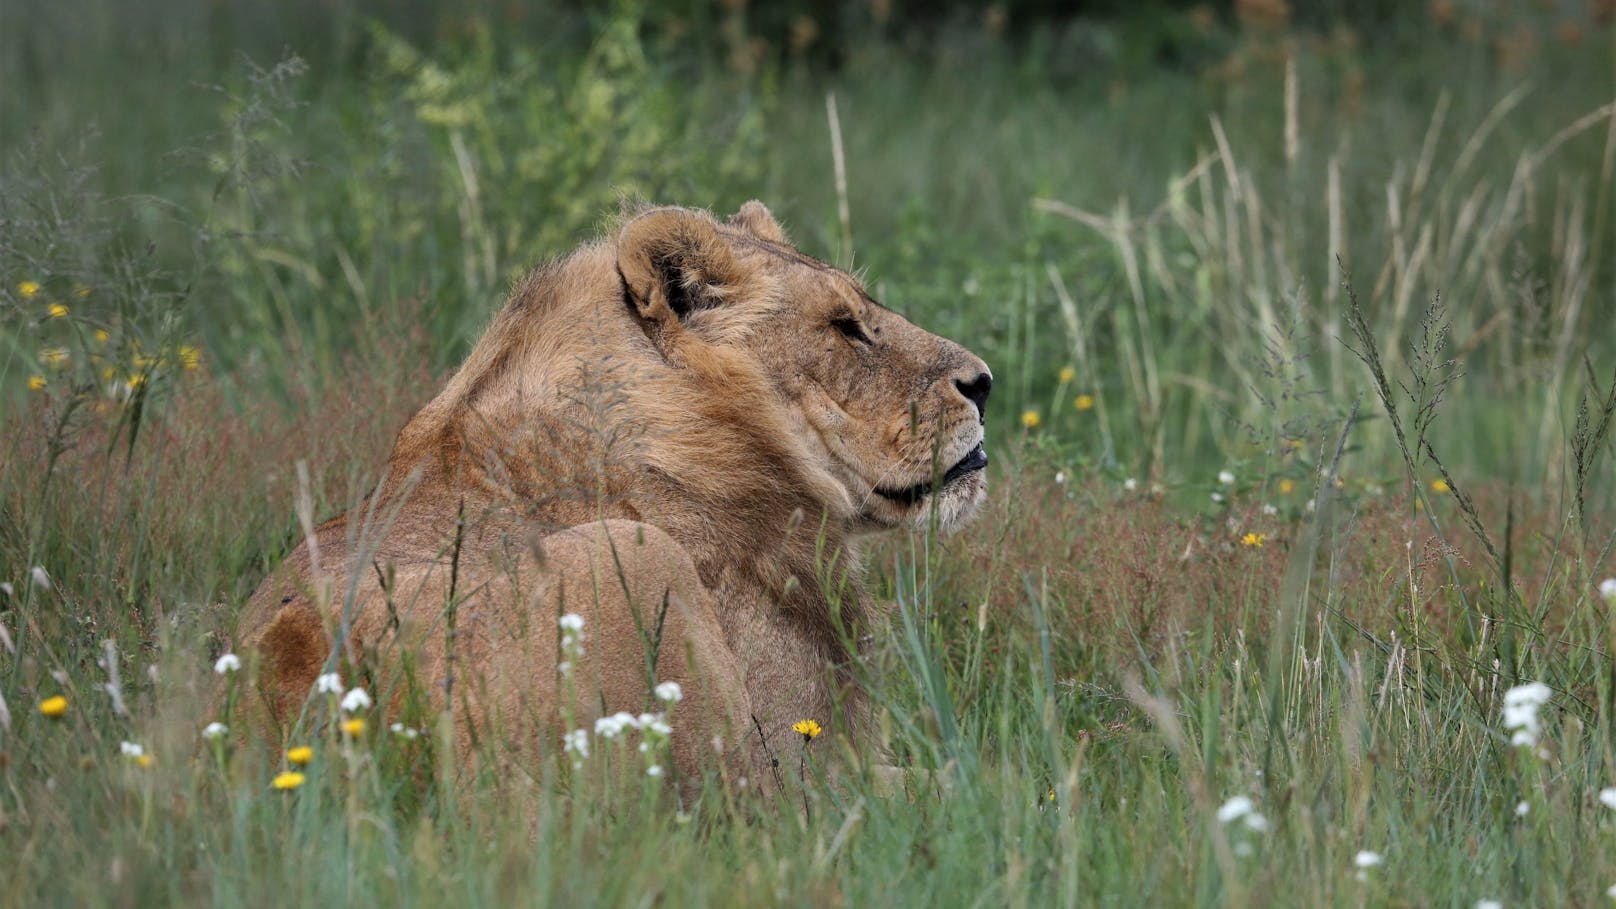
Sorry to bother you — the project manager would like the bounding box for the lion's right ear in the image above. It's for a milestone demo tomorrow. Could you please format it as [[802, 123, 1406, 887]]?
[[618, 208, 745, 325], [727, 200, 788, 244]]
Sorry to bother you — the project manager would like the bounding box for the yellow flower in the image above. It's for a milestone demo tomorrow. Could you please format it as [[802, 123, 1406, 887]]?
[[48, 303, 69, 319], [1073, 394, 1095, 412], [178, 345, 201, 371], [1430, 478, 1450, 494], [340, 718, 366, 736], [1021, 410, 1041, 429], [1241, 532, 1266, 548], [286, 746, 314, 766], [18, 280, 41, 298], [27, 375, 47, 392], [127, 374, 146, 390], [40, 347, 69, 368], [94, 328, 110, 343], [1277, 478, 1295, 495], [1058, 366, 1076, 383], [133, 753, 155, 769], [791, 719, 822, 740], [75, 285, 91, 298], [38, 695, 68, 717], [272, 771, 306, 790]]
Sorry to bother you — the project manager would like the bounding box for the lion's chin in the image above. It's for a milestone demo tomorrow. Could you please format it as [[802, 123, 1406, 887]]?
[[923, 470, 987, 533]]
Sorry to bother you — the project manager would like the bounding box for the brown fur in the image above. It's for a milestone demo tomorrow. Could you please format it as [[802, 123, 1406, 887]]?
[[233, 202, 992, 797]]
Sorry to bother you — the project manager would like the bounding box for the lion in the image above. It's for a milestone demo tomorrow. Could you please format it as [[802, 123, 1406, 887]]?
[[232, 201, 993, 799]]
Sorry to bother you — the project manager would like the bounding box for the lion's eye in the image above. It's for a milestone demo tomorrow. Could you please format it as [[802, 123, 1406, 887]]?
[[831, 317, 872, 345]]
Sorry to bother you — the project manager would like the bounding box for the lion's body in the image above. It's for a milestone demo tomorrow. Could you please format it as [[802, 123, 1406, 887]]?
[[235, 203, 991, 793]]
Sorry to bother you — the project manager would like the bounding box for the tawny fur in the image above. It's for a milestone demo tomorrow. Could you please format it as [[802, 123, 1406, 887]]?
[[233, 202, 992, 798]]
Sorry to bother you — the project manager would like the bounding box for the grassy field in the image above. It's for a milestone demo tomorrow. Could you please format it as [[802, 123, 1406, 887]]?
[[3, 2, 1615, 906]]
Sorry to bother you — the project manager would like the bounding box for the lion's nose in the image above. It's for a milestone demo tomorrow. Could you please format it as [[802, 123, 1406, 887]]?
[[954, 370, 992, 422]]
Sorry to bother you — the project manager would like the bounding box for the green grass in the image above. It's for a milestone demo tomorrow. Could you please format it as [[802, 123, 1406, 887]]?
[[2, 3, 1615, 906]]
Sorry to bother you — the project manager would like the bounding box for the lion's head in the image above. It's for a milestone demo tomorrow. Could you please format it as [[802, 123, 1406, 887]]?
[[615, 202, 993, 533]]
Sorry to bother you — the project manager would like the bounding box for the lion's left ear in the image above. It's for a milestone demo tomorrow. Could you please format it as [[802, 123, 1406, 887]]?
[[618, 208, 748, 325], [727, 200, 788, 244]]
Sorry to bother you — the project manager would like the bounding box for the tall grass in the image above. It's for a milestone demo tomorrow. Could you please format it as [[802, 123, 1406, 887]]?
[[2, 4, 1615, 907]]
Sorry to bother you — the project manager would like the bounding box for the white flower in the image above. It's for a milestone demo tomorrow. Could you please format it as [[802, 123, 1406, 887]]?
[[562, 728, 589, 761], [647, 718, 672, 737], [315, 672, 343, 694], [594, 711, 640, 739], [1598, 787, 1616, 810], [1244, 813, 1270, 832], [1599, 578, 1616, 601], [1216, 796, 1254, 824], [340, 687, 372, 712], [1514, 800, 1529, 817], [1054, 471, 1066, 485], [646, 764, 664, 778], [1123, 477, 1138, 491], [1211, 492, 1225, 504], [213, 653, 241, 674], [1606, 883, 1615, 898], [30, 566, 51, 590], [1476, 901, 1502, 909], [1354, 850, 1383, 869], [119, 741, 145, 757], [654, 681, 683, 703], [1305, 497, 1317, 513], [202, 722, 228, 740], [1218, 470, 1236, 486], [0, 582, 12, 597], [1502, 681, 1552, 747], [1261, 503, 1278, 516], [558, 613, 585, 634], [390, 722, 419, 740]]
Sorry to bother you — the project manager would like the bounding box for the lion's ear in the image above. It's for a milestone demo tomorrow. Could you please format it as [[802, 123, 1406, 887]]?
[[727, 200, 788, 244], [618, 208, 745, 323]]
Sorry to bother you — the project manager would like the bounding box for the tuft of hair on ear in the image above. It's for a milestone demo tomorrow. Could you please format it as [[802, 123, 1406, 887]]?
[[618, 207, 749, 321], [727, 200, 788, 244]]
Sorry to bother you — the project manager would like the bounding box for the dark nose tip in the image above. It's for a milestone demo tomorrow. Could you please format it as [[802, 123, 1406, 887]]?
[[955, 371, 992, 421]]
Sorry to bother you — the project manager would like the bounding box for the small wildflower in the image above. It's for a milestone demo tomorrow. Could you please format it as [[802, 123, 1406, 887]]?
[[178, 345, 201, 370], [1020, 410, 1041, 429], [1476, 901, 1502, 909], [1431, 478, 1451, 493], [792, 719, 822, 740], [1598, 787, 1616, 810], [654, 681, 683, 703], [340, 718, 365, 736], [390, 723, 419, 739], [1058, 365, 1076, 383], [646, 764, 665, 778], [563, 728, 590, 766], [314, 672, 343, 694], [213, 653, 241, 674], [1218, 470, 1235, 486], [0, 582, 11, 597], [1241, 532, 1266, 548], [1278, 478, 1295, 494], [30, 566, 51, 590], [126, 373, 146, 390], [1598, 578, 1616, 602], [39, 347, 69, 368], [1353, 850, 1383, 880], [558, 613, 585, 634], [18, 280, 41, 298], [340, 687, 371, 712], [38, 696, 68, 718], [595, 712, 640, 738], [1073, 394, 1095, 411], [1216, 796, 1255, 823], [93, 328, 110, 343], [286, 746, 313, 766], [1211, 492, 1225, 504], [1514, 800, 1529, 817], [119, 741, 150, 767], [48, 302, 69, 319], [203, 722, 228, 740], [1502, 681, 1552, 747], [272, 771, 306, 790], [28, 375, 47, 391], [1123, 477, 1137, 491], [75, 285, 91, 298], [1260, 503, 1278, 516], [1054, 471, 1066, 485]]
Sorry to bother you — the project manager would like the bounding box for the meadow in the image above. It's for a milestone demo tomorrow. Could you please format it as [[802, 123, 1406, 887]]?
[[2, 1, 1615, 905]]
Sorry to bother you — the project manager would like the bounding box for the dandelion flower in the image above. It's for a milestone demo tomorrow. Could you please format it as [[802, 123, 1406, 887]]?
[[1598, 578, 1616, 602], [28, 375, 47, 391], [1278, 478, 1295, 494], [286, 746, 313, 766], [340, 718, 365, 736], [213, 653, 241, 674], [1058, 366, 1076, 383], [314, 672, 342, 694], [18, 280, 41, 298], [94, 328, 110, 343], [1020, 410, 1041, 429], [30, 566, 51, 589], [340, 687, 371, 712], [792, 719, 822, 740], [1241, 532, 1266, 548], [1431, 478, 1451, 494], [1073, 394, 1095, 412], [1598, 787, 1616, 810], [48, 303, 69, 319], [38, 695, 68, 717], [654, 681, 683, 703], [272, 771, 306, 790], [203, 722, 228, 740]]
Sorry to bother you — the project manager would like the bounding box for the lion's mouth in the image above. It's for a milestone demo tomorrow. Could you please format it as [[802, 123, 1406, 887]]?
[[874, 444, 988, 506]]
